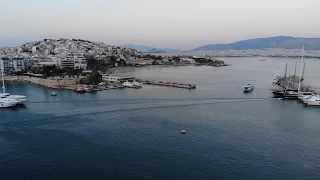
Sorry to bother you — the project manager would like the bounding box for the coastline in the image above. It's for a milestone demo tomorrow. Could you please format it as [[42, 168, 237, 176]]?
[[4, 76, 77, 90], [3, 63, 225, 90]]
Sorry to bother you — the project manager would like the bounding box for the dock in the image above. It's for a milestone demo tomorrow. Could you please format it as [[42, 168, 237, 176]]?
[[138, 79, 196, 89]]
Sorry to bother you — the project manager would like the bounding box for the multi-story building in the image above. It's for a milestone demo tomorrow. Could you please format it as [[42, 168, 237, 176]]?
[[0, 57, 14, 72], [0, 57, 25, 72], [73, 55, 87, 70], [59, 54, 87, 69], [12, 57, 25, 71]]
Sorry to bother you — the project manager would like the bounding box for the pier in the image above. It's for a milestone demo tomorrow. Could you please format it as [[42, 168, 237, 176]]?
[[137, 79, 196, 89]]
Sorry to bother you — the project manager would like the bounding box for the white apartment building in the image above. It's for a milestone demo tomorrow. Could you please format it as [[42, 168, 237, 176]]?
[[59, 54, 87, 69], [0, 57, 25, 72], [101, 74, 135, 83]]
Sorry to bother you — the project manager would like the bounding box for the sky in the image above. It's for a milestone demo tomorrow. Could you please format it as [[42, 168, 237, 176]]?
[[0, 0, 319, 49]]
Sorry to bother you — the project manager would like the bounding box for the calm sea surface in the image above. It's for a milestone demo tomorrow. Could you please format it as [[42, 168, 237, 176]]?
[[1, 57, 320, 180]]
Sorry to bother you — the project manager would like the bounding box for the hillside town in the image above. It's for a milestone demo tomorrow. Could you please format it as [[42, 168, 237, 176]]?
[[0, 38, 143, 72], [0, 39, 228, 76], [159, 48, 320, 58]]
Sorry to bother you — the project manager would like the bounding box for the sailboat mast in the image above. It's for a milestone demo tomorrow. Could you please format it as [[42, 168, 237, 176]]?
[[302, 62, 306, 88], [1, 59, 5, 93], [293, 62, 297, 86], [283, 63, 288, 91], [298, 45, 304, 94]]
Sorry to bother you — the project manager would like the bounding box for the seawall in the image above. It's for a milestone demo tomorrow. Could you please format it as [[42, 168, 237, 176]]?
[[4, 76, 77, 89]]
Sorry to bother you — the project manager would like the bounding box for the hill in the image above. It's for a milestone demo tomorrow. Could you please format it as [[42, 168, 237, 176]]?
[[193, 36, 320, 51], [121, 44, 181, 53], [0, 39, 143, 59]]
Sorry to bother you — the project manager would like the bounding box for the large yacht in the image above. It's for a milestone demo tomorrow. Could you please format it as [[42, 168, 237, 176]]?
[[303, 95, 320, 106], [0, 96, 18, 108], [0, 92, 27, 104], [1, 61, 27, 104]]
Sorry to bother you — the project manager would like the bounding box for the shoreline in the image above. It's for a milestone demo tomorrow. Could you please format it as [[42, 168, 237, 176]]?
[[4, 76, 77, 90], [3, 64, 219, 90]]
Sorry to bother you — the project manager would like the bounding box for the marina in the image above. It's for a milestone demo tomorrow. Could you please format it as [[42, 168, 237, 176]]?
[[2, 57, 320, 180], [270, 47, 320, 104]]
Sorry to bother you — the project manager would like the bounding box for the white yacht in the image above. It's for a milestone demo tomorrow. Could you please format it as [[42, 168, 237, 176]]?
[[122, 81, 142, 88], [303, 95, 320, 106], [0, 96, 18, 108], [122, 81, 135, 88], [243, 83, 254, 92], [0, 93, 27, 104], [132, 80, 142, 87], [298, 92, 315, 102], [1, 61, 27, 104]]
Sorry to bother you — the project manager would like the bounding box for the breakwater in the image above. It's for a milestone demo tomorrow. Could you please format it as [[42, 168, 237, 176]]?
[[138, 79, 196, 89]]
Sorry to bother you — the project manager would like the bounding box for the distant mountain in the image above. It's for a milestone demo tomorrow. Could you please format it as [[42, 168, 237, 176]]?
[[121, 44, 182, 53], [145, 48, 167, 53], [193, 36, 320, 51], [121, 44, 154, 52]]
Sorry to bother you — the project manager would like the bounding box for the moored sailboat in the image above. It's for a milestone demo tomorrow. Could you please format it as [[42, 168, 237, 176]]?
[[0, 60, 27, 104]]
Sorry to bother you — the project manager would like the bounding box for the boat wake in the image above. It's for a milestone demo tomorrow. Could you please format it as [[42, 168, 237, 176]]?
[[0, 98, 270, 128], [26, 97, 269, 104]]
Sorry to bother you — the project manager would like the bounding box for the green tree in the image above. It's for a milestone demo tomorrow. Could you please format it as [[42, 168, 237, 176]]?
[[119, 59, 126, 66], [42, 65, 57, 77], [109, 56, 117, 66]]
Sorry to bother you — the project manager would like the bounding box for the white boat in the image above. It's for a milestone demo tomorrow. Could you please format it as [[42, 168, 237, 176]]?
[[0, 97, 18, 108], [83, 85, 93, 92], [132, 80, 142, 87], [296, 45, 319, 105], [298, 92, 315, 102], [98, 82, 106, 86], [122, 81, 135, 88], [243, 83, 254, 92], [303, 95, 320, 106], [1, 61, 27, 105], [122, 81, 141, 88], [51, 90, 57, 96], [0, 93, 27, 104]]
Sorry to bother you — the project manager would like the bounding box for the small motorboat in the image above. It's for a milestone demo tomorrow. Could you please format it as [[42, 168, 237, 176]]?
[[51, 90, 57, 96], [243, 83, 254, 93], [180, 130, 186, 134], [74, 87, 86, 93]]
